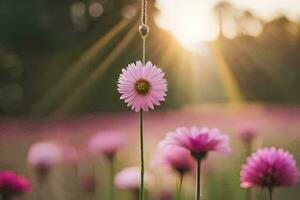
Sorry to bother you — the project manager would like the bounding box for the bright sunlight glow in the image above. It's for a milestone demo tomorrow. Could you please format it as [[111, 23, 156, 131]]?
[[155, 0, 300, 52], [155, 0, 218, 52]]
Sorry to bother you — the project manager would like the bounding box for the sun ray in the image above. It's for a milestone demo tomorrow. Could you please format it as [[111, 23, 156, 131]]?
[[30, 18, 134, 116], [150, 35, 175, 62], [190, 53, 207, 103], [156, 39, 179, 69], [50, 21, 139, 116], [156, 44, 187, 107], [211, 42, 244, 103], [172, 49, 197, 104], [229, 41, 290, 96]]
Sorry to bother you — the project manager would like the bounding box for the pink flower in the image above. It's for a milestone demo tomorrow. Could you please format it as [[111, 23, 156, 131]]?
[[88, 131, 127, 158], [16, 176, 31, 193], [114, 167, 152, 191], [0, 170, 31, 197], [153, 146, 194, 175], [237, 123, 257, 143], [118, 61, 167, 112], [27, 142, 61, 178], [81, 175, 95, 193], [159, 191, 173, 200], [240, 147, 299, 189], [161, 126, 231, 160], [60, 144, 79, 165]]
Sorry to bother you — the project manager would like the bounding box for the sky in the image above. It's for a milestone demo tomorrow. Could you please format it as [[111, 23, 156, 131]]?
[[155, 0, 300, 51]]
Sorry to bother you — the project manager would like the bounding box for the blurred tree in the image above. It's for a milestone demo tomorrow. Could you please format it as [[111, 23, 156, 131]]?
[[214, 1, 237, 38], [0, 47, 23, 115], [234, 10, 263, 37], [219, 15, 300, 103]]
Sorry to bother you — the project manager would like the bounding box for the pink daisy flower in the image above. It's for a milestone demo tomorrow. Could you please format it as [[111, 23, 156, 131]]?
[[27, 142, 62, 179], [159, 191, 173, 200], [88, 131, 127, 159], [237, 123, 257, 144], [114, 167, 152, 191], [161, 126, 231, 200], [27, 142, 62, 167], [153, 146, 194, 175], [81, 175, 96, 193], [117, 61, 167, 112], [240, 147, 299, 189], [0, 170, 31, 198], [60, 144, 79, 165], [161, 126, 231, 160]]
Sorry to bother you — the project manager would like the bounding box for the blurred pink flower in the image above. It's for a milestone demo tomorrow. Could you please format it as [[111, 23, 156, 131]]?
[[153, 146, 194, 175], [61, 144, 79, 165], [27, 142, 61, 178], [114, 167, 152, 191], [81, 175, 95, 193], [237, 123, 257, 143], [117, 61, 167, 112], [240, 147, 299, 189], [159, 191, 173, 200], [0, 170, 31, 198], [88, 131, 127, 158], [161, 126, 231, 160]]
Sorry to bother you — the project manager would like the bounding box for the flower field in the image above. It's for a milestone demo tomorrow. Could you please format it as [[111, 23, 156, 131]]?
[[0, 104, 299, 200]]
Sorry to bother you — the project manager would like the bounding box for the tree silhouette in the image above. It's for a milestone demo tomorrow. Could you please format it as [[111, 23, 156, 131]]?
[[234, 10, 263, 36], [214, 1, 236, 37]]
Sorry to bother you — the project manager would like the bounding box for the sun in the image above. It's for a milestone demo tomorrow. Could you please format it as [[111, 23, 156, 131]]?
[[155, 0, 219, 52], [155, 0, 300, 51]]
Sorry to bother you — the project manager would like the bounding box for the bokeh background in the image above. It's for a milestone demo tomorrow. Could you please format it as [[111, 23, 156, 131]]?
[[0, 0, 300, 199]]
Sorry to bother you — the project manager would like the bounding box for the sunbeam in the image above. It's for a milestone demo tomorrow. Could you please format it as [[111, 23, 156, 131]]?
[[229, 40, 291, 96], [211, 42, 244, 103], [30, 18, 134, 116], [50, 21, 139, 116]]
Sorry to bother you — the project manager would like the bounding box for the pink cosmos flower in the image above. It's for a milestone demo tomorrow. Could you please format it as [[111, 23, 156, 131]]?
[[117, 61, 167, 112], [27, 142, 61, 178], [81, 175, 95, 193], [16, 176, 30, 193], [114, 167, 152, 191], [237, 123, 257, 143], [153, 146, 194, 175], [0, 170, 31, 198], [88, 131, 127, 158], [159, 191, 173, 200], [161, 126, 231, 160], [240, 147, 299, 189], [60, 144, 79, 165]]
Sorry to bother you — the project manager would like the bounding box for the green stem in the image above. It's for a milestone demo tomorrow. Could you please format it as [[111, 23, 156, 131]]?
[[140, 0, 147, 194], [134, 190, 140, 200], [268, 187, 273, 200], [176, 173, 184, 200], [245, 141, 252, 200], [75, 164, 81, 200], [196, 160, 202, 200], [246, 189, 251, 200], [93, 160, 97, 200], [109, 157, 115, 200], [140, 110, 144, 200], [245, 140, 252, 156]]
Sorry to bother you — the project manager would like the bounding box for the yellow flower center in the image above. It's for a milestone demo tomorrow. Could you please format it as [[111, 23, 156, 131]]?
[[135, 79, 151, 95]]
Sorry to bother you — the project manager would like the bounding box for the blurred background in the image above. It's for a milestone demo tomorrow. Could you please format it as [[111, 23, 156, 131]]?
[[0, 0, 300, 199]]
